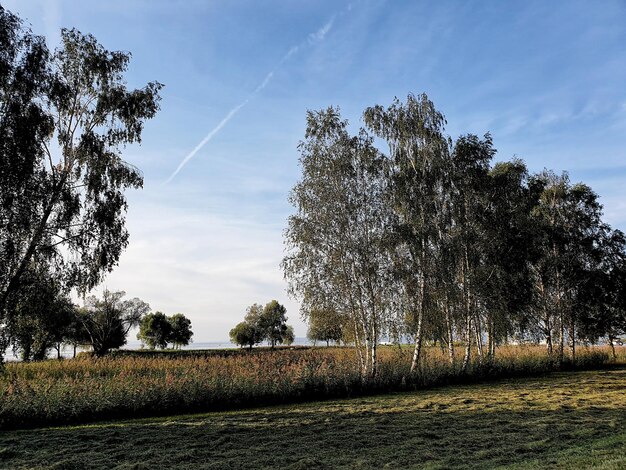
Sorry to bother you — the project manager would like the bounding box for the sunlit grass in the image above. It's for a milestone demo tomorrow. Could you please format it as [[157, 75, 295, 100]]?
[[1, 366, 624, 469]]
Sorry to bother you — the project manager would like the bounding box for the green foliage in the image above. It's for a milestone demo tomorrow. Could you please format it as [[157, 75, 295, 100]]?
[[230, 301, 294, 349], [283, 107, 394, 377], [261, 300, 289, 348], [80, 290, 150, 356], [137, 312, 172, 350], [283, 325, 295, 346], [6, 263, 75, 361], [168, 313, 193, 349], [0, 6, 162, 360], [306, 308, 343, 346], [230, 321, 261, 350], [287, 94, 626, 378], [136, 312, 193, 350]]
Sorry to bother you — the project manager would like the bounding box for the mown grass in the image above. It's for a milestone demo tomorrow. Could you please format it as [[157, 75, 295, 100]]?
[[0, 366, 624, 469], [0, 345, 618, 429]]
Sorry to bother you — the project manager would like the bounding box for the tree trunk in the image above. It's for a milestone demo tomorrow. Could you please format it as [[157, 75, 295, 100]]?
[[558, 310, 565, 365], [370, 338, 377, 379], [409, 276, 426, 374], [545, 313, 553, 357], [474, 314, 484, 363], [462, 315, 472, 371], [487, 318, 496, 361], [608, 336, 616, 360], [570, 320, 576, 363], [554, 242, 564, 366], [445, 299, 454, 366]]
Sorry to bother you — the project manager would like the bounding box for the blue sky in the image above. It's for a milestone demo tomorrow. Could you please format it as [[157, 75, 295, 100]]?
[[5, 0, 626, 341]]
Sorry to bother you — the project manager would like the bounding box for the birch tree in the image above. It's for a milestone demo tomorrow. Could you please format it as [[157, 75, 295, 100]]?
[[364, 94, 449, 374], [283, 107, 394, 379], [530, 172, 605, 363]]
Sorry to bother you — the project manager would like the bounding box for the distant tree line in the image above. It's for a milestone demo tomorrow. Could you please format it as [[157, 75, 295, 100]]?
[[283, 94, 626, 379], [230, 300, 295, 349], [5, 280, 193, 360]]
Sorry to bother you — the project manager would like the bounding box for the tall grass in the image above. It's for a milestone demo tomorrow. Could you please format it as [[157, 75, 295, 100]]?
[[0, 345, 616, 429]]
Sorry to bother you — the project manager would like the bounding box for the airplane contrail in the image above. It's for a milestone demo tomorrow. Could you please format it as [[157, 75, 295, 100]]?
[[165, 15, 337, 184]]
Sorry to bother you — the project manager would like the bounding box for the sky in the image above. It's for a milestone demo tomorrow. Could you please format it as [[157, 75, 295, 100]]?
[[4, 0, 626, 341]]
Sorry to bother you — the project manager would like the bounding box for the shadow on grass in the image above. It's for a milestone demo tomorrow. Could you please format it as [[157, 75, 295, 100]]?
[[1, 368, 625, 470]]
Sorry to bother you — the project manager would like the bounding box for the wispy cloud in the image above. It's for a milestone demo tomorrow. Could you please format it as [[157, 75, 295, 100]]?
[[165, 13, 341, 184], [165, 101, 249, 184], [308, 16, 335, 44]]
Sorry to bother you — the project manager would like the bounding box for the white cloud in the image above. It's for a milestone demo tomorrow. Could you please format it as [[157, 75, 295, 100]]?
[[101, 198, 303, 341]]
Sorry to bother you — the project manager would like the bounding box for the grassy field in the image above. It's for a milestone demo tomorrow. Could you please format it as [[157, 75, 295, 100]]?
[[0, 366, 624, 469], [0, 345, 614, 428]]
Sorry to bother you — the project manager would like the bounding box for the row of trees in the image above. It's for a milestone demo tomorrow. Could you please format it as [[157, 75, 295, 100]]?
[[283, 94, 626, 378], [137, 312, 193, 349], [6, 270, 192, 359], [230, 300, 295, 349], [0, 7, 162, 363]]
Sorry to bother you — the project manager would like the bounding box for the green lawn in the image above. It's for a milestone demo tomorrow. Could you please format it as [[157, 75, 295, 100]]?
[[1, 367, 625, 469]]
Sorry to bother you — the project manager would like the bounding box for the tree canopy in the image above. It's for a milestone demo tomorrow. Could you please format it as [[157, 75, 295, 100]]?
[[80, 290, 150, 356], [0, 6, 162, 359], [230, 301, 294, 349], [284, 93, 626, 377], [137, 312, 193, 350]]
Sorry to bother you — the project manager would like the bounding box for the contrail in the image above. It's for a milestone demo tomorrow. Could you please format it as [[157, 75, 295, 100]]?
[[165, 15, 337, 184]]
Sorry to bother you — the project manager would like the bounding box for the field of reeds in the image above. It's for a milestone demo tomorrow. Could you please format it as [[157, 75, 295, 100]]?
[[0, 345, 619, 429]]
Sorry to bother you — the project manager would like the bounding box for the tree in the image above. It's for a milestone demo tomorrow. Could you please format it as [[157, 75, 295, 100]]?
[[480, 159, 537, 359], [0, 6, 162, 359], [230, 302, 294, 349], [260, 300, 290, 348], [169, 313, 193, 349], [80, 290, 150, 356], [63, 308, 92, 358], [283, 325, 295, 346], [307, 308, 343, 346], [230, 322, 260, 350], [137, 311, 172, 349], [229, 303, 265, 349], [363, 93, 450, 374], [529, 172, 606, 363], [7, 263, 75, 360], [284, 92, 626, 375], [283, 107, 395, 378]]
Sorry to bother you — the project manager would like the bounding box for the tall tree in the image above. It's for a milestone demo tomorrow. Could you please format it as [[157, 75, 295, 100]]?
[[480, 159, 537, 358], [284, 107, 394, 378], [364, 94, 449, 374], [530, 172, 605, 363], [0, 7, 162, 358], [448, 134, 493, 368]]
